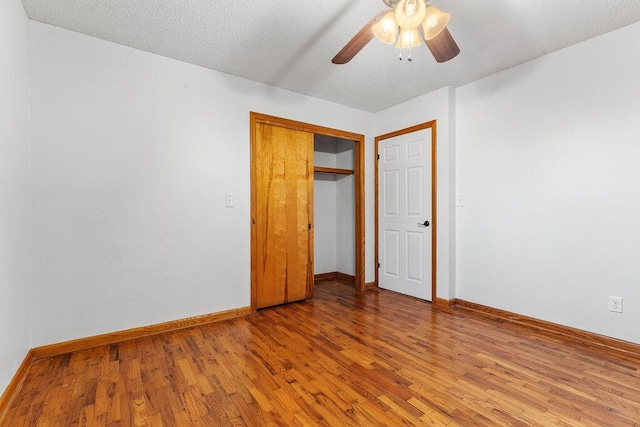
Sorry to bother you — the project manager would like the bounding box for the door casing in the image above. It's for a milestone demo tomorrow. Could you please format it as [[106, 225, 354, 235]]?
[[250, 112, 366, 311], [374, 121, 437, 301]]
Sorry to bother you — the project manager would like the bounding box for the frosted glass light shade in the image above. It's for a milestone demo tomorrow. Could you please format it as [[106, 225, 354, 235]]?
[[372, 11, 398, 45], [396, 27, 421, 48], [395, 0, 427, 29], [421, 6, 450, 40]]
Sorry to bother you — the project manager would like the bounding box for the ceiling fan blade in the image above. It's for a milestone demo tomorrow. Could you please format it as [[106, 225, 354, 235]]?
[[332, 10, 388, 64], [425, 27, 460, 63]]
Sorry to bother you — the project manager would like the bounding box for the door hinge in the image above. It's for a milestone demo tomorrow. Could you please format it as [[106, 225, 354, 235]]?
[[378, 263, 381, 268], [377, 154, 380, 160], [308, 223, 312, 230]]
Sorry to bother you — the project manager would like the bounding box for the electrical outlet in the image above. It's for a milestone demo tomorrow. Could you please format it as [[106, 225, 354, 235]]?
[[609, 296, 623, 313]]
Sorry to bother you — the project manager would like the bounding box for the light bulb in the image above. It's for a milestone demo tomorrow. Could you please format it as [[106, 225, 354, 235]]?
[[395, 0, 427, 29], [405, 0, 416, 16]]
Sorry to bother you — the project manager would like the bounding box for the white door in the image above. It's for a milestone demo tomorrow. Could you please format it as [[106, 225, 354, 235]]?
[[378, 128, 432, 301]]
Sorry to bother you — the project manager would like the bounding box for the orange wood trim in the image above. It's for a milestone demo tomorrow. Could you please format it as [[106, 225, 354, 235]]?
[[431, 123, 437, 302], [374, 139, 379, 288], [313, 166, 354, 175], [454, 299, 640, 358], [252, 113, 364, 142], [364, 281, 378, 290], [250, 112, 258, 312], [314, 272, 338, 281], [31, 307, 252, 359], [354, 130, 365, 292], [307, 130, 315, 301], [374, 120, 438, 300], [376, 121, 437, 141], [335, 272, 355, 284], [0, 349, 34, 424], [250, 112, 366, 300], [433, 297, 457, 311], [314, 272, 356, 285]]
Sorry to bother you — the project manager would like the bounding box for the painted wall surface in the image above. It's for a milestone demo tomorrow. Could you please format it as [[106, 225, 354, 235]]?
[[456, 22, 640, 343], [313, 143, 355, 276], [374, 87, 455, 300], [336, 144, 355, 275], [314, 149, 338, 274], [16, 7, 640, 383], [314, 177, 337, 274], [28, 22, 373, 347], [0, 0, 31, 392]]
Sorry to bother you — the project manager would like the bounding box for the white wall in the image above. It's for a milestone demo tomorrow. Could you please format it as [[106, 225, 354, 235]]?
[[28, 22, 373, 347], [314, 148, 338, 274], [336, 143, 355, 275], [0, 0, 31, 392], [313, 139, 355, 276], [16, 7, 640, 374], [374, 87, 455, 300], [314, 177, 337, 274], [456, 22, 640, 343]]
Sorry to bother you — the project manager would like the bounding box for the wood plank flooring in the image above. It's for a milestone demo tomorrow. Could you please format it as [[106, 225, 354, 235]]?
[[4, 281, 640, 426]]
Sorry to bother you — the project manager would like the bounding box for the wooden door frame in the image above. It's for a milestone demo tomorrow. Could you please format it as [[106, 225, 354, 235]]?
[[374, 121, 437, 302], [250, 112, 366, 311]]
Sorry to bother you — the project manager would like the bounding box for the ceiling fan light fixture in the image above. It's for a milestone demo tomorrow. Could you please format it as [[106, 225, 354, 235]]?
[[332, 0, 460, 65], [372, 11, 399, 44], [396, 27, 421, 48], [421, 6, 450, 40], [395, 0, 427, 29]]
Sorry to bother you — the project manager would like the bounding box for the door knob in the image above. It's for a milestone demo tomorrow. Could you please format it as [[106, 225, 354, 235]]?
[[417, 220, 430, 227]]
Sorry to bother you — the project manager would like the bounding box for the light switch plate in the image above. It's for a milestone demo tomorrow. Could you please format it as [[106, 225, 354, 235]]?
[[225, 194, 234, 208]]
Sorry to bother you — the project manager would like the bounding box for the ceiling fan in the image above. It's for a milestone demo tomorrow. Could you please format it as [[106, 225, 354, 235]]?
[[332, 0, 460, 64]]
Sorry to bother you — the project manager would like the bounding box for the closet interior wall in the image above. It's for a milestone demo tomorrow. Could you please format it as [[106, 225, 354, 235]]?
[[313, 135, 355, 280]]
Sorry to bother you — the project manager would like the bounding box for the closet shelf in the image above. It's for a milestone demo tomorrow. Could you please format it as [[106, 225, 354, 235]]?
[[314, 166, 354, 176]]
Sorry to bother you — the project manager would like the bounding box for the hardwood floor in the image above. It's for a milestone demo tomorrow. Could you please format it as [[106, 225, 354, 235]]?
[[4, 281, 640, 426]]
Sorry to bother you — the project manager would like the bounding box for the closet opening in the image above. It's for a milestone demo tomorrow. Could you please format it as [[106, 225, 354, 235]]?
[[250, 112, 365, 311], [313, 134, 357, 287]]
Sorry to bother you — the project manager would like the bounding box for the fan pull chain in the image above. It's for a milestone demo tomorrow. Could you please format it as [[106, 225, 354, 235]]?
[[398, 48, 413, 62]]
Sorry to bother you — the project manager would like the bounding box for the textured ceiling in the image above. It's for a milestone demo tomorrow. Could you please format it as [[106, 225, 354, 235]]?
[[20, 0, 640, 112]]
